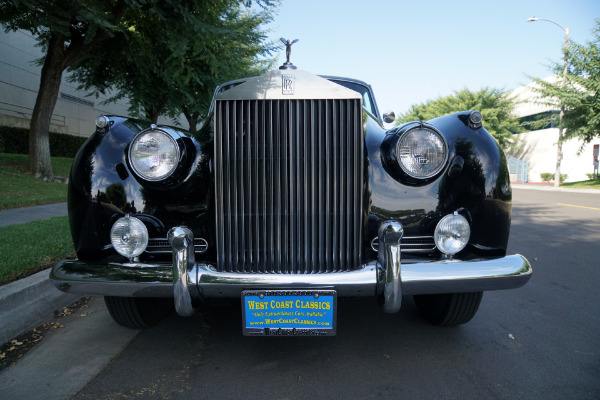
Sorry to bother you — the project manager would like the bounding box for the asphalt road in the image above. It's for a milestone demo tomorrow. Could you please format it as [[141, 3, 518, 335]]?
[[3, 188, 600, 399]]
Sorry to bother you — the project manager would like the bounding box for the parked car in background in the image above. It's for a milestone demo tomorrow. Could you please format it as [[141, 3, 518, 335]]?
[[51, 61, 531, 336]]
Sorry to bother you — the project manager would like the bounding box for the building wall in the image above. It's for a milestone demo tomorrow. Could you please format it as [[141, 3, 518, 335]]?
[[510, 77, 598, 183], [0, 29, 183, 138]]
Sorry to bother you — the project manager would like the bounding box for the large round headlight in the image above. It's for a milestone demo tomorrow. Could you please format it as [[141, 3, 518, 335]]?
[[129, 128, 180, 181], [396, 126, 447, 179], [110, 216, 148, 259], [434, 213, 470, 255]]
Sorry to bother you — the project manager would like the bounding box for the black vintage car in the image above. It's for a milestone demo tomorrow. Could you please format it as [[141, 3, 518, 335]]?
[[51, 65, 532, 336]]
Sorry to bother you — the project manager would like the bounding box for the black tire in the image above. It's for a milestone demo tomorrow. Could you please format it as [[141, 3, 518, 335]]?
[[413, 292, 483, 326], [104, 296, 173, 329]]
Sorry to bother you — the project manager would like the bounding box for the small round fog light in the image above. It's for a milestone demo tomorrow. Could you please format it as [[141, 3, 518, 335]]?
[[434, 213, 470, 255], [110, 215, 148, 259]]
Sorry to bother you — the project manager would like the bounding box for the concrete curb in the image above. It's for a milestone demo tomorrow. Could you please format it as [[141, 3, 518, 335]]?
[[0, 268, 79, 345]]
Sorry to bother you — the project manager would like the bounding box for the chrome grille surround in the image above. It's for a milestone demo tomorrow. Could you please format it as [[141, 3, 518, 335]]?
[[214, 98, 364, 274]]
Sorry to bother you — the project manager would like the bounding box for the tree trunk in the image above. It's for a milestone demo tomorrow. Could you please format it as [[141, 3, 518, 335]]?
[[183, 106, 199, 132], [29, 34, 67, 181], [145, 103, 165, 124]]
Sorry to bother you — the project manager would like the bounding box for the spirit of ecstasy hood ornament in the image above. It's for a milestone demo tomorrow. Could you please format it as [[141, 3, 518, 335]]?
[[279, 38, 299, 70]]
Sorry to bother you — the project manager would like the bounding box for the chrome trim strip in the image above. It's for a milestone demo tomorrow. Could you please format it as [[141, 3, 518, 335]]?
[[147, 238, 208, 254], [378, 222, 404, 314], [371, 236, 436, 253]]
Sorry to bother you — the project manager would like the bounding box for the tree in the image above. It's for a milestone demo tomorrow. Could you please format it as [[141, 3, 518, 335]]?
[[0, 0, 274, 181], [0, 0, 134, 181], [397, 88, 525, 148], [532, 20, 600, 150], [176, 7, 277, 131], [71, 2, 276, 131]]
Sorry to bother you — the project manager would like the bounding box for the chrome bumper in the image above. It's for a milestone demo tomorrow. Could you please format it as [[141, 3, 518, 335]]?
[[51, 223, 532, 316]]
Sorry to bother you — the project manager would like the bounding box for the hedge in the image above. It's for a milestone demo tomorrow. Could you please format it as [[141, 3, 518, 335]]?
[[540, 172, 568, 183], [0, 126, 87, 158]]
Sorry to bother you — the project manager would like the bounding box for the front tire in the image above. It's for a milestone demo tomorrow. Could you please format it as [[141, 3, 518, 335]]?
[[413, 292, 483, 326], [104, 296, 173, 329]]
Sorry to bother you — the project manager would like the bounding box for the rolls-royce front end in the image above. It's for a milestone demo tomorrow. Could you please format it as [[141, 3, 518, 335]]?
[[51, 68, 531, 335]]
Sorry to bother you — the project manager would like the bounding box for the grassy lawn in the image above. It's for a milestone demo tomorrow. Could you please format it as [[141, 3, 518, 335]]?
[[0, 153, 72, 209], [0, 216, 74, 285], [561, 178, 600, 189]]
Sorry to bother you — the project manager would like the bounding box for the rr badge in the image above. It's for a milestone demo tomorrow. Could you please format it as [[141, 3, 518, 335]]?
[[282, 74, 294, 95]]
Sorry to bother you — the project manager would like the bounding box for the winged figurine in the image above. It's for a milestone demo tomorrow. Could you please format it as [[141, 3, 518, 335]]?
[[280, 38, 299, 64]]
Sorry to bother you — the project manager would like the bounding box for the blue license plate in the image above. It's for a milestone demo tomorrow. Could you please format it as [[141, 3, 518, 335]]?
[[242, 290, 337, 336]]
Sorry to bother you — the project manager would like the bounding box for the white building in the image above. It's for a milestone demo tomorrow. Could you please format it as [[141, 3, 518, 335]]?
[[0, 29, 180, 138], [509, 77, 598, 183]]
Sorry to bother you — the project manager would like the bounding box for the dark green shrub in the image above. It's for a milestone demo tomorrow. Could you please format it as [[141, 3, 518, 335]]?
[[0, 126, 87, 157], [49, 131, 88, 157]]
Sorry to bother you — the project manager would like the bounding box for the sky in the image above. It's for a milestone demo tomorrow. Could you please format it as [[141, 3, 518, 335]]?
[[264, 0, 599, 116]]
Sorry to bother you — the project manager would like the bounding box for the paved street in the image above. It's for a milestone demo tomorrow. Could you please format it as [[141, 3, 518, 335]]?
[[1, 188, 599, 399]]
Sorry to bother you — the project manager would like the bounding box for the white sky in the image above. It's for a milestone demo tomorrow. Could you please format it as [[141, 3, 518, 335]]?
[[265, 0, 599, 116]]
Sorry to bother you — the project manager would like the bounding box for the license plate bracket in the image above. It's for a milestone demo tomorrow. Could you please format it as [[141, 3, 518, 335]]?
[[242, 290, 337, 336]]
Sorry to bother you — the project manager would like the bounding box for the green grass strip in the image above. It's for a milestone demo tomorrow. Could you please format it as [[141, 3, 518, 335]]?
[[0, 153, 72, 209], [561, 178, 600, 189], [0, 216, 74, 285]]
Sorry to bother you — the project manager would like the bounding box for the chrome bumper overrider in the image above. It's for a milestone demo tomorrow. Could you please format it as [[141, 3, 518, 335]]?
[[50, 224, 532, 316]]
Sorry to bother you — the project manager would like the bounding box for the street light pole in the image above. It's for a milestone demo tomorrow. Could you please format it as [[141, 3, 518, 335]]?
[[528, 17, 570, 187]]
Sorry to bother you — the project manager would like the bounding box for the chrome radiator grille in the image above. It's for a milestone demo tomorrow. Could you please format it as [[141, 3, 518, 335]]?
[[214, 99, 363, 274]]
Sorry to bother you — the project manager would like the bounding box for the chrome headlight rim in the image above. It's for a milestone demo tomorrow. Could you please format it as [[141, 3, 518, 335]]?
[[128, 127, 181, 182], [394, 123, 448, 180]]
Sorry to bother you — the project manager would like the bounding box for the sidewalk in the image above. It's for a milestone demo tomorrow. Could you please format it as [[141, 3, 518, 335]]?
[[0, 202, 77, 345], [511, 182, 600, 194], [0, 202, 68, 227], [1, 203, 137, 399]]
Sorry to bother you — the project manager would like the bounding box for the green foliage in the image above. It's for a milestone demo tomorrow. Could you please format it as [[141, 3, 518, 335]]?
[[532, 20, 600, 149], [69, 1, 278, 129], [396, 88, 525, 148], [0, 217, 74, 284], [0, 1, 129, 49], [0, 126, 86, 157], [540, 172, 568, 182], [0, 153, 71, 209], [0, 0, 276, 181]]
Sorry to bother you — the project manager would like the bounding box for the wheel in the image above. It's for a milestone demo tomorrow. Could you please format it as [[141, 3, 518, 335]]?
[[104, 296, 174, 329], [413, 292, 483, 326]]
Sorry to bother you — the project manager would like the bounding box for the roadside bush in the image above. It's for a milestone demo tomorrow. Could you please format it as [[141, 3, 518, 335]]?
[[540, 172, 568, 183], [0, 126, 87, 158], [540, 173, 553, 182]]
